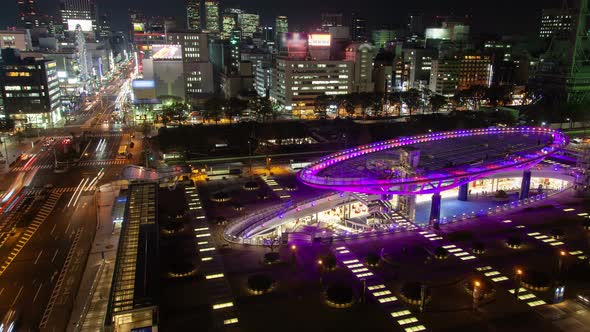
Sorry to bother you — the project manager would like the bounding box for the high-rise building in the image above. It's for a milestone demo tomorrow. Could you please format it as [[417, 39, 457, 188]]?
[[539, 8, 573, 38], [186, 0, 201, 30], [350, 13, 366, 41], [0, 30, 32, 51], [221, 12, 238, 40], [17, 0, 39, 29], [229, 28, 242, 72], [345, 42, 376, 93], [204, 1, 220, 33], [372, 29, 396, 48], [60, 0, 98, 34], [270, 58, 353, 117], [238, 13, 260, 39], [403, 48, 436, 90], [166, 31, 215, 98], [429, 53, 492, 96], [321, 13, 344, 31], [98, 11, 112, 39], [0, 48, 62, 129], [275, 16, 288, 36]]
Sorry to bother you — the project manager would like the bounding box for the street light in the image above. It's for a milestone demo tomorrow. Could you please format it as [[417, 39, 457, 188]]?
[[514, 268, 523, 300], [558, 250, 567, 278], [473, 280, 481, 312], [290, 244, 297, 264], [317, 259, 323, 284]]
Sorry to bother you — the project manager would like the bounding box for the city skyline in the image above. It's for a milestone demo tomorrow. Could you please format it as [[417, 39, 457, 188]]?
[[0, 0, 564, 35]]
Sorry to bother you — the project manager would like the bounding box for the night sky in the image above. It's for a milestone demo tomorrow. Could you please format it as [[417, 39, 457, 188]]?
[[0, 0, 562, 36]]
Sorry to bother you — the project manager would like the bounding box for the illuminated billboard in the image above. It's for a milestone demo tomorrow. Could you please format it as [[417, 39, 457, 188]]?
[[425, 28, 450, 40], [308, 34, 331, 47], [152, 44, 182, 60], [282, 32, 307, 49], [133, 23, 145, 32], [67, 19, 93, 32]]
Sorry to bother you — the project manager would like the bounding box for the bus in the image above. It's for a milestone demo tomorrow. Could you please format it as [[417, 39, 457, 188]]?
[[117, 145, 129, 159]]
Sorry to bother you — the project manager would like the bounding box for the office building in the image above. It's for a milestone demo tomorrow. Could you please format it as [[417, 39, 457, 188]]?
[[270, 57, 353, 117], [143, 44, 185, 100], [238, 13, 260, 39], [204, 1, 220, 33], [372, 29, 396, 48], [221, 12, 238, 40], [351, 13, 367, 41], [429, 57, 459, 97], [254, 58, 272, 97], [98, 11, 112, 39], [345, 42, 377, 93], [276, 16, 288, 36], [167, 31, 215, 98], [0, 30, 32, 51], [321, 13, 344, 31], [0, 49, 62, 129], [17, 0, 39, 29], [60, 0, 98, 34], [539, 8, 573, 38], [429, 53, 492, 96], [186, 0, 201, 30], [403, 48, 435, 90]]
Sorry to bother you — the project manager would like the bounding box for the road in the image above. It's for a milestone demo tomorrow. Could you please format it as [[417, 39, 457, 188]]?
[[0, 61, 136, 331]]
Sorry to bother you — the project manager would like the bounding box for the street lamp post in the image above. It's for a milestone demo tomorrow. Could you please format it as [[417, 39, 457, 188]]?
[[473, 280, 481, 312], [514, 268, 523, 300], [290, 244, 297, 265], [317, 259, 323, 284], [558, 250, 567, 279]]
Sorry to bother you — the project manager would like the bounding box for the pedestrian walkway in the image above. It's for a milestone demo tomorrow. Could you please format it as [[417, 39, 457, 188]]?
[[332, 245, 427, 332], [67, 183, 122, 332], [262, 176, 291, 200], [77, 159, 128, 167], [185, 185, 240, 330], [10, 164, 53, 172], [475, 265, 546, 307]]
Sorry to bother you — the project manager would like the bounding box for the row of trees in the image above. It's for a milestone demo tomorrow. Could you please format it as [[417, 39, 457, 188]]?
[[313, 90, 449, 118], [314, 85, 519, 119], [152, 96, 278, 127]]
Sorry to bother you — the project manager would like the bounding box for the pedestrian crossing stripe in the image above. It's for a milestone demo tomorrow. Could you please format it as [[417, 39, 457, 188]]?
[[10, 165, 53, 172], [77, 159, 128, 167], [85, 133, 123, 138]]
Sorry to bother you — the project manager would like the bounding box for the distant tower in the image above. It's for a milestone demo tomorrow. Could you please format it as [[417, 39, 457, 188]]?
[[75, 25, 89, 81], [186, 0, 201, 30], [204, 0, 219, 32], [17, 0, 39, 29]]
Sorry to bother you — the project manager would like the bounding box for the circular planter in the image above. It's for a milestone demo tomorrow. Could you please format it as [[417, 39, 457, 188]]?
[[493, 190, 510, 202], [211, 191, 231, 203], [400, 282, 431, 305], [168, 263, 197, 279], [231, 202, 244, 211], [247, 274, 275, 295], [584, 219, 590, 231], [433, 246, 449, 260], [366, 252, 380, 267], [161, 222, 185, 236], [257, 192, 269, 200], [506, 236, 522, 249], [472, 242, 486, 255], [243, 181, 260, 191], [215, 216, 228, 225], [325, 284, 354, 308], [285, 183, 298, 191], [550, 228, 564, 240], [522, 270, 551, 292], [463, 280, 495, 300], [263, 252, 280, 265], [322, 254, 337, 271]]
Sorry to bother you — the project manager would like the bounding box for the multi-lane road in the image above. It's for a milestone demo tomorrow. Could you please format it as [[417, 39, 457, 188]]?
[[0, 65, 136, 331]]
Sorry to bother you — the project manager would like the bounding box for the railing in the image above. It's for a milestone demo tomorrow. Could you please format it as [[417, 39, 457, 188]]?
[[73, 260, 106, 332]]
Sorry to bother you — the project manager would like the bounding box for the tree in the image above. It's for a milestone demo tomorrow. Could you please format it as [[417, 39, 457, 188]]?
[[402, 89, 421, 116], [225, 97, 248, 123], [202, 97, 225, 124], [429, 94, 447, 113], [254, 97, 275, 122], [421, 88, 433, 114], [371, 93, 385, 117], [159, 101, 188, 126], [314, 94, 332, 118], [486, 85, 512, 107]]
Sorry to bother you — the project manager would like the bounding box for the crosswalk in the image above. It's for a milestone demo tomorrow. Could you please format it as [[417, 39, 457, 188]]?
[[10, 164, 53, 172], [0, 192, 62, 277], [475, 265, 547, 307], [85, 133, 123, 138], [77, 159, 127, 167], [263, 177, 291, 200], [25, 185, 96, 196]]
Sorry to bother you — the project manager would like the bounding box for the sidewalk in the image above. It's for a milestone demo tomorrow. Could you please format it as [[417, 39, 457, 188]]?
[[66, 183, 122, 332]]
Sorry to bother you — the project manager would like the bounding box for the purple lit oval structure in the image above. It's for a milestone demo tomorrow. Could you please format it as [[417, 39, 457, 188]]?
[[297, 127, 568, 195]]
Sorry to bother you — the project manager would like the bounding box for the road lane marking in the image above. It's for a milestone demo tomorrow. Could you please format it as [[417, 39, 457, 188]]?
[[0, 288, 4, 295], [33, 283, 43, 302], [51, 249, 59, 263], [65, 222, 71, 234], [50, 224, 56, 235], [34, 250, 43, 264], [10, 285, 23, 307]]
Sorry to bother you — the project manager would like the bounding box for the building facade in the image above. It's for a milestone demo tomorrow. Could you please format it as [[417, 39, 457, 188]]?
[[0, 49, 62, 129], [238, 13, 260, 39], [270, 58, 353, 117], [204, 1, 220, 33], [186, 0, 201, 30], [539, 8, 573, 38]]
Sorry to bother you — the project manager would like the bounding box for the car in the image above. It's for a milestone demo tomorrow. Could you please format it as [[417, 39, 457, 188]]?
[[577, 290, 590, 307]]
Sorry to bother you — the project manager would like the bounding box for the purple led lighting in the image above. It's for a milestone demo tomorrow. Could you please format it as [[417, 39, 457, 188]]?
[[297, 127, 569, 195]]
